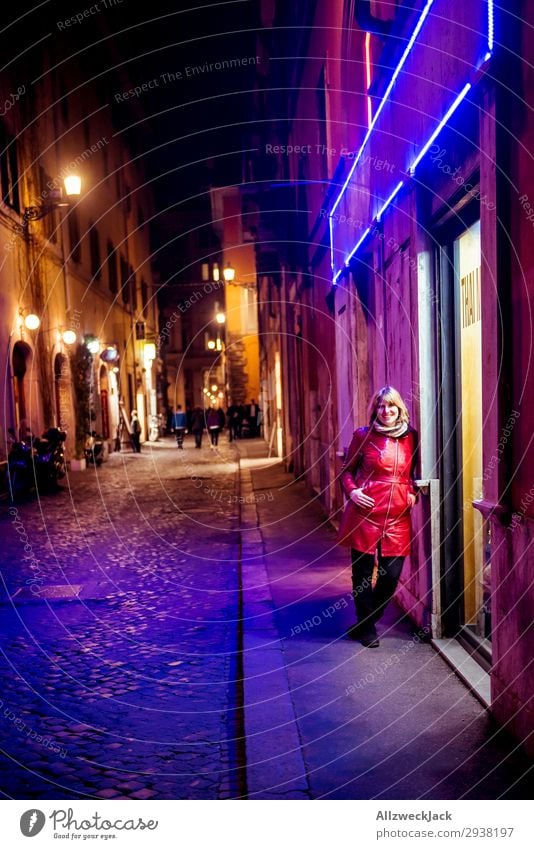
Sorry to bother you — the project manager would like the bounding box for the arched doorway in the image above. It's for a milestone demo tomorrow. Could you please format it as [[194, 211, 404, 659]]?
[[12, 341, 32, 434], [106, 367, 120, 449]]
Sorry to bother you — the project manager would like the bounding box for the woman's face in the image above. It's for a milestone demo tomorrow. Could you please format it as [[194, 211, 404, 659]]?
[[376, 398, 400, 426]]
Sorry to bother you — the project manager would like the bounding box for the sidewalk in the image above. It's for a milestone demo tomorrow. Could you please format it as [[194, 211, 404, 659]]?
[[237, 441, 532, 800]]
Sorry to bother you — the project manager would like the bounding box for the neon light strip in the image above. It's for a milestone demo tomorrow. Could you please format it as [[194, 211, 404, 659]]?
[[408, 83, 471, 175], [330, 0, 436, 218], [333, 267, 345, 284], [365, 33, 372, 129], [365, 34, 372, 89], [488, 0, 494, 52], [329, 216, 334, 270], [345, 227, 371, 265], [376, 180, 404, 222]]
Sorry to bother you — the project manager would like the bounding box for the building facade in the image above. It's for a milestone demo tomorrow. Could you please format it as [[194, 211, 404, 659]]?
[[1, 27, 159, 463], [210, 186, 260, 409], [251, 0, 533, 755]]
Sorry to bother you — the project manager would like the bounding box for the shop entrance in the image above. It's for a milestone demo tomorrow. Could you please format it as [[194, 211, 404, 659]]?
[[439, 218, 490, 657]]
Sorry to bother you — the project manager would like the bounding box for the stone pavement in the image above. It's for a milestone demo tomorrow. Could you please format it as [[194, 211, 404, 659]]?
[[1, 435, 531, 801], [237, 441, 533, 800], [0, 436, 243, 800]]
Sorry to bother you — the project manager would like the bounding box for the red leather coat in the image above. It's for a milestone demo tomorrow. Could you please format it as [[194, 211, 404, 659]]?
[[337, 426, 418, 556]]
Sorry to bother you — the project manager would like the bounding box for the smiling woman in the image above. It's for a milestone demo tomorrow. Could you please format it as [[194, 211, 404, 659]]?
[[337, 386, 419, 647]]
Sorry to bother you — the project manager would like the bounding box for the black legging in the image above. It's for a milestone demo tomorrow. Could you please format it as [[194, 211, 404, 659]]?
[[351, 549, 404, 630]]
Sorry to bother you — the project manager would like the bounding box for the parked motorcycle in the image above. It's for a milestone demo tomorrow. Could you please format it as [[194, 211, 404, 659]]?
[[33, 428, 67, 490], [84, 431, 104, 466], [7, 428, 34, 500], [7, 426, 66, 500]]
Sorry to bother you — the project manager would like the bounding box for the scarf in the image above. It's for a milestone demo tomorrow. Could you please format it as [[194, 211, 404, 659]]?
[[372, 420, 409, 438]]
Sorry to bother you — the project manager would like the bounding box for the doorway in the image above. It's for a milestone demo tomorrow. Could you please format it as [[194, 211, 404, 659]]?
[[439, 218, 490, 656], [12, 342, 32, 432]]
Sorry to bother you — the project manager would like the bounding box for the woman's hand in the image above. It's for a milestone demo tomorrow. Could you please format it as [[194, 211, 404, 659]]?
[[407, 492, 417, 509], [349, 488, 375, 509]]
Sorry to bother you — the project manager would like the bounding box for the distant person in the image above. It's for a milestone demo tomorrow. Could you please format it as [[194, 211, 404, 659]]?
[[165, 407, 173, 435], [337, 386, 419, 647], [206, 407, 225, 446], [227, 403, 242, 441], [172, 405, 187, 449], [246, 399, 260, 437], [190, 406, 204, 449], [130, 410, 142, 453]]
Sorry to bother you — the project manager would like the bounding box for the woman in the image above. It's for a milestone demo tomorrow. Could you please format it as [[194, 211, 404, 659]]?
[[338, 386, 418, 647], [206, 407, 224, 446], [130, 410, 142, 453]]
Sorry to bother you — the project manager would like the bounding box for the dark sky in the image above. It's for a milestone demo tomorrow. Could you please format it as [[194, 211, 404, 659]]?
[[3, 0, 260, 203], [1, 1, 263, 291]]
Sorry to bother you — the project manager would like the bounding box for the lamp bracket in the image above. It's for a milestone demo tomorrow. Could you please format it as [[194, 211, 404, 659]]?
[[24, 202, 69, 223]]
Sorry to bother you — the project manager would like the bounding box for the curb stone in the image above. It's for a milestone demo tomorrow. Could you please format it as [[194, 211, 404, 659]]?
[[239, 459, 311, 799]]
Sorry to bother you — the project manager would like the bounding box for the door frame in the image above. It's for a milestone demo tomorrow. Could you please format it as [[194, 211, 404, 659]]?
[[433, 200, 481, 637]]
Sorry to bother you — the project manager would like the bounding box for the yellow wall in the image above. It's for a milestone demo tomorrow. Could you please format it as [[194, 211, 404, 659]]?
[[458, 221, 483, 626]]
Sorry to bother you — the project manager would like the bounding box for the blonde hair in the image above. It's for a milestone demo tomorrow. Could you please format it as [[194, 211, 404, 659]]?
[[368, 385, 410, 426]]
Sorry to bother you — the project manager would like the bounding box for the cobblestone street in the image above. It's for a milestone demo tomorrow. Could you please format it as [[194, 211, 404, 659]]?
[[1, 436, 531, 802], [0, 437, 243, 800]]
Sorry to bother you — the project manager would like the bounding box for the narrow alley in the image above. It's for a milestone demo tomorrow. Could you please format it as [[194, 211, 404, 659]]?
[[0, 437, 530, 800]]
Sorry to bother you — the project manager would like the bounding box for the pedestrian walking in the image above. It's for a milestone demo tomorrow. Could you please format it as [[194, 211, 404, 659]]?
[[172, 405, 187, 449], [227, 403, 242, 441], [206, 407, 225, 446], [130, 410, 142, 453], [190, 406, 204, 449], [337, 386, 419, 647]]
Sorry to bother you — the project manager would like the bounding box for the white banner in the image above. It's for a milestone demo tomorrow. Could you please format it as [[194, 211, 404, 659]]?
[[2, 799, 530, 848]]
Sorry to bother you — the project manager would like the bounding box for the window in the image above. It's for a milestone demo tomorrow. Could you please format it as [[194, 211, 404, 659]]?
[[0, 121, 20, 212], [129, 266, 137, 311], [242, 287, 258, 334], [39, 165, 57, 242], [120, 256, 130, 304], [89, 224, 101, 280], [107, 241, 118, 293], [67, 208, 81, 263]]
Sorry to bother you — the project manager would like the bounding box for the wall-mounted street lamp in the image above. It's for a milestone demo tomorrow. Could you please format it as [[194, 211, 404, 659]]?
[[223, 263, 235, 283], [24, 174, 82, 223], [100, 345, 119, 363], [62, 329, 77, 345], [84, 334, 100, 355], [21, 311, 41, 330], [215, 310, 226, 325]]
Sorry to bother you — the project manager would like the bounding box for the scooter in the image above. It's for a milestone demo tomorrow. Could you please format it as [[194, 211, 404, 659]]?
[[7, 427, 66, 500], [7, 428, 34, 500], [33, 427, 67, 490], [84, 431, 104, 466]]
